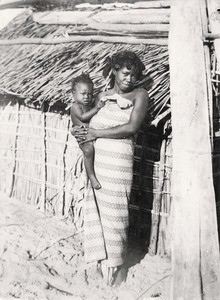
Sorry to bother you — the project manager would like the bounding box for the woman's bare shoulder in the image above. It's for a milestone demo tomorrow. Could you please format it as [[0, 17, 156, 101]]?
[[132, 88, 149, 104], [133, 88, 149, 97]]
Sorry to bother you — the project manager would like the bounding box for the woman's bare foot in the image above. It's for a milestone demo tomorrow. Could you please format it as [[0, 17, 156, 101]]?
[[112, 266, 128, 286], [96, 262, 103, 279]]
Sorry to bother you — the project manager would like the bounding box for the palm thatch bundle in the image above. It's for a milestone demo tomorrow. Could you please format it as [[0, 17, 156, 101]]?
[[0, 10, 170, 119]]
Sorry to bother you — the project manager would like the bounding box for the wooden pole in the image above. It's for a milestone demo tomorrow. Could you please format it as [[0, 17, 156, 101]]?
[[0, 36, 168, 46], [169, 0, 220, 299], [88, 20, 169, 33], [87, 21, 169, 33]]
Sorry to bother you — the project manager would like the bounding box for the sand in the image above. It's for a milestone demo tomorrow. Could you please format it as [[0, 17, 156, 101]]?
[[0, 193, 171, 300]]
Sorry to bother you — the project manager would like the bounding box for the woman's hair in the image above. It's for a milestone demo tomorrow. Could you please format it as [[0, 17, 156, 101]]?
[[71, 73, 93, 91], [103, 50, 145, 84]]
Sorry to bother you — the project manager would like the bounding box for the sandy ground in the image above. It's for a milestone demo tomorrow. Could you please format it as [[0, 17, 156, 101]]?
[[0, 193, 171, 300]]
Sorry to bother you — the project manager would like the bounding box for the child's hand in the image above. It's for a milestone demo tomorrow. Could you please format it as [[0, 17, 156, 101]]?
[[97, 98, 106, 108]]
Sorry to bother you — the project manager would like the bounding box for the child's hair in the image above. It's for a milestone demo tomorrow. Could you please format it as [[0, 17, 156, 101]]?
[[71, 73, 93, 91], [103, 50, 145, 88]]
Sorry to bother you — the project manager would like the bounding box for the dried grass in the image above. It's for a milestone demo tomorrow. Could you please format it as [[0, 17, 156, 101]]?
[[0, 11, 170, 119]]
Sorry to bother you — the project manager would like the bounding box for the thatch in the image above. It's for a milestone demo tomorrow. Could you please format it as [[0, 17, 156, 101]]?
[[0, 10, 170, 119]]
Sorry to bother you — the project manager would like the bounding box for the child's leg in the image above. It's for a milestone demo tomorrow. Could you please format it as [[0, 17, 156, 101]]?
[[80, 142, 101, 190]]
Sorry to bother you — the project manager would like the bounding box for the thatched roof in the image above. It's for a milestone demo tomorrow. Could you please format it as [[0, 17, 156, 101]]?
[[0, 8, 169, 119]]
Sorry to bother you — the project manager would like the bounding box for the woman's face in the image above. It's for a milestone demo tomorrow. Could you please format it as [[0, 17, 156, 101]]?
[[113, 66, 137, 92]]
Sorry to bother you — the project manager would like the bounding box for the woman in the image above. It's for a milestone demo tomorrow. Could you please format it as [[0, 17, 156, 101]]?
[[72, 50, 149, 285]]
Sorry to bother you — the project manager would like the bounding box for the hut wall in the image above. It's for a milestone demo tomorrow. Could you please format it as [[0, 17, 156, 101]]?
[[129, 123, 172, 252], [214, 136, 220, 233], [155, 132, 172, 258], [0, 96, 85, 227], [0, 95, 172, 248], [213, 86, 220, 233], [11, 103, 42, 205], [210, 53, 220, 236], [0, 97, 19, 195]]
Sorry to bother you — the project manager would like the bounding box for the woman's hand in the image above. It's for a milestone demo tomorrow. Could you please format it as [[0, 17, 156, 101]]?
[[79, 128, 97, 144], [70, 125, 97, 144], [70, 125, 88, 143]]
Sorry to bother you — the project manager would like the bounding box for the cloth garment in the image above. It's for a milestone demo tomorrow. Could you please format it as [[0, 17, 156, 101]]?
[[100, 93, 133, 109], [84, 95, 134, 267]]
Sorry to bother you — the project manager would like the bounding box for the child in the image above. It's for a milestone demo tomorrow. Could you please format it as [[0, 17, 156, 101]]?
[[70, 73, 104, 190]]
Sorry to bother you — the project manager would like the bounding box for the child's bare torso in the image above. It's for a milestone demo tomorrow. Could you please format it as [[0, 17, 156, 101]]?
[[71, 103, 91, 127]]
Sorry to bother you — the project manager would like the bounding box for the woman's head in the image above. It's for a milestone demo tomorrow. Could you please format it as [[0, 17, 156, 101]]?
[[103, 50, 145, 91]]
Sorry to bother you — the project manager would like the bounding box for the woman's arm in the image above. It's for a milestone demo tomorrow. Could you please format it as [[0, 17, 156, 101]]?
[[78, 89, 149, 143]]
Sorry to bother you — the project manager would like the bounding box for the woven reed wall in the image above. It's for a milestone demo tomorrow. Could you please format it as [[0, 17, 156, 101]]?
[[0, 97, 85, 227], [213, 90, 220, 235], [156, 133, 172, 257], [126, 121, 172, 254], [213, 136, 220, 233], [210, 52, 220, 236], [0, 95, 172, 248]]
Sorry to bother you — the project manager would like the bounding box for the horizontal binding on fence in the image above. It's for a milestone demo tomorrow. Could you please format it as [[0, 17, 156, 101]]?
[[129, 204, 170, 218]]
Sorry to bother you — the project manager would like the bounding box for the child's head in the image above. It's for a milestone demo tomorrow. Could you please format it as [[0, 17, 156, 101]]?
[[71, 73, 94, 106]]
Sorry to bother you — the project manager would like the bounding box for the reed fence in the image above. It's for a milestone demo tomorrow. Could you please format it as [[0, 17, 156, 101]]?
[[0, 95, 172, 252], [0, 97, 85, 228], [212, 52, 220, 234]]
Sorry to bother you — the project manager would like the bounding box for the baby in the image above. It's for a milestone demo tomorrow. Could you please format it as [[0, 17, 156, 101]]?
[[70, 73, 104, 190]]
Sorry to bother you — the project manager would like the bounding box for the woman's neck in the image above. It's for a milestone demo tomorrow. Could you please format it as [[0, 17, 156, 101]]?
[[112, 84, 133, 95], [112, 86, 123, 95]]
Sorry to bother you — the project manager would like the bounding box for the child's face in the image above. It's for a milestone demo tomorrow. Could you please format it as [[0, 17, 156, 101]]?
[[73, 82, 93, 106]]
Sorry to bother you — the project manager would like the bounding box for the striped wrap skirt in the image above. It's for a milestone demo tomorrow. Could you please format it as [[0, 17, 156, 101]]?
[[84, 99, 134, 267]]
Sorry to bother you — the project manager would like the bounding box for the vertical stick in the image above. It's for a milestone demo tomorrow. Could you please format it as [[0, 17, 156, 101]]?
[[148, 138, 166, 256], [9, 100, 20, 197], [169, 0, 220, 299], [39, 105, 47, 211], [60, 118, 70, 216]]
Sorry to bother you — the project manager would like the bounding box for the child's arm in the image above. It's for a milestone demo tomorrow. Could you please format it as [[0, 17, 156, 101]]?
[[70, 101, 103, 123]]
